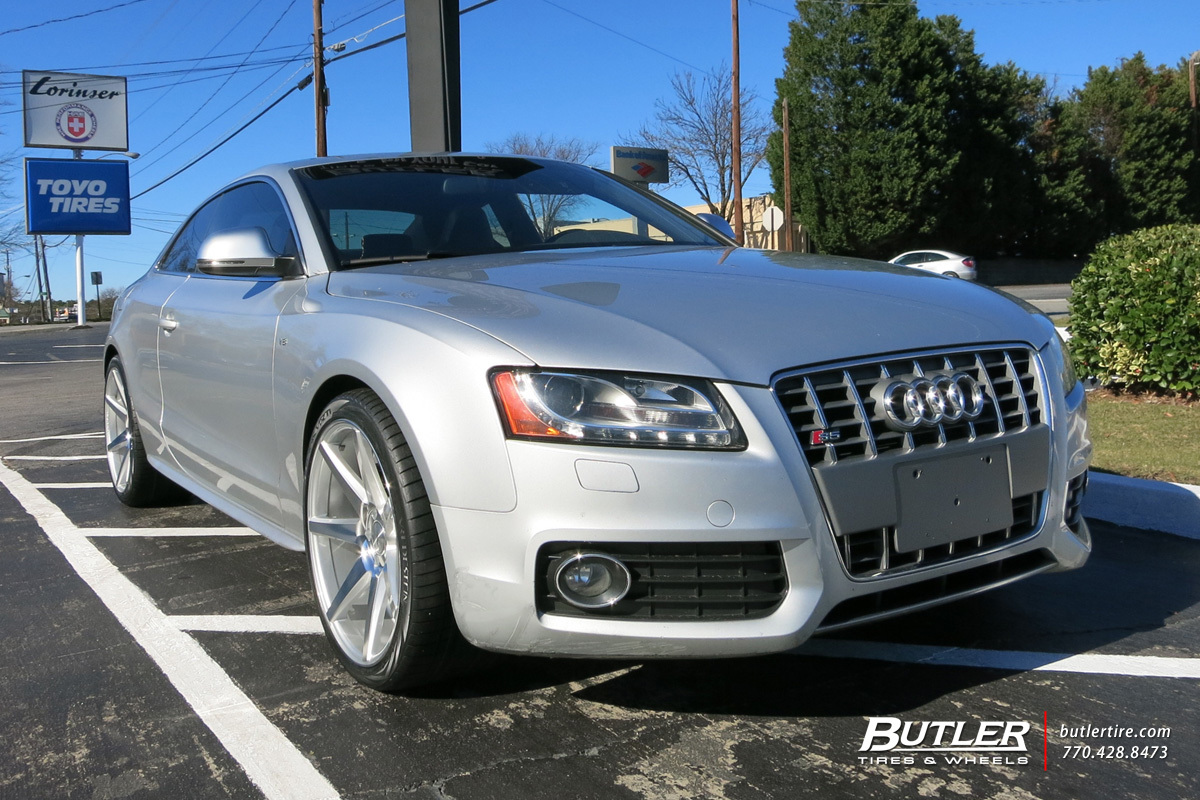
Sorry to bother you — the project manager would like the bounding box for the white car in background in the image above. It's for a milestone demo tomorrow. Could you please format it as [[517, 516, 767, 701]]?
[[890, 250, 978, 280]]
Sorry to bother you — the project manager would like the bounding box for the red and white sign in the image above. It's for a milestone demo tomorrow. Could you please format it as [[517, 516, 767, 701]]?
[[23, 71, 128, 151], [610, 146, 670, 184]]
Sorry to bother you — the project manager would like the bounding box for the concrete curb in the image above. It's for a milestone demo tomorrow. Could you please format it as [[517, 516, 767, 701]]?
[[1084, 471, 1200, 541]]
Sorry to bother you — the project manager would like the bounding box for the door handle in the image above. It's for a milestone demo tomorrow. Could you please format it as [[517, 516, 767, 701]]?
[[158, 318, 179, 332]]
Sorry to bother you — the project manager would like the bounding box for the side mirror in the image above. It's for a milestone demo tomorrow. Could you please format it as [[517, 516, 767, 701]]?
[[694, 212, 736, 241], [196, 227, 297, 278]]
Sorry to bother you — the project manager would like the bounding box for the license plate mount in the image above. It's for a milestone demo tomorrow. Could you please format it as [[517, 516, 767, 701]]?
[[894, 446, 1014, 553]]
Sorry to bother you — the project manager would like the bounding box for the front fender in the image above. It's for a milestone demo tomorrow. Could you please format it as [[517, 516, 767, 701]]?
[[272, 286, 530, 537]]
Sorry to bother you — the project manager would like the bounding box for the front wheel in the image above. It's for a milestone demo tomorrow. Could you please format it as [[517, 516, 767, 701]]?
[[305, 389, 469, 691]]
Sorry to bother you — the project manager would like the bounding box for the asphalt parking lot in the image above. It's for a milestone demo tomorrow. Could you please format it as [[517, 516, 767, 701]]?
[[1, 323, 1196, 800]]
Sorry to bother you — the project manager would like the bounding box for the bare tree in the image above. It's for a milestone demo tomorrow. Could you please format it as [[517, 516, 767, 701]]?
[[95, 286, 122, 321], [628, 68, 771, 220], [485, 133, 602, 237], [485, 132, 600, 166], [1, 225, 33, 312]]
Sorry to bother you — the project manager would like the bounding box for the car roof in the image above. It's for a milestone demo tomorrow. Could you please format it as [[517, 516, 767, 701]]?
[[237, 152, 566, 183]]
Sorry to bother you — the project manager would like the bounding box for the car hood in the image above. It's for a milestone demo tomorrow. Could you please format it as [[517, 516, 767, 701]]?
[[325, 246, 1051, 385]]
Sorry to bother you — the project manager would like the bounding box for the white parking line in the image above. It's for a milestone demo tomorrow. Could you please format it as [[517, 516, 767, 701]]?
[[799, 639, 1200, 680], [84, 527, 259, 538], [53, 344, 105, 348], [34, 482, 112, 490], [172, 615, 323, 635], [4, 455, 106, 461], [0, 461, 340, 800], [0, 359, 103, 365], [0, 432, 102, 444]]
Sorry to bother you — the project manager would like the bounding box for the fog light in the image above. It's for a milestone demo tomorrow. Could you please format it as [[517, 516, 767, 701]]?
[[553, 553, 631, 609]]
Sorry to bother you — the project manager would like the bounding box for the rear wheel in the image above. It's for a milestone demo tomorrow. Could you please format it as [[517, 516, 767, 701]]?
[[305, 389, 469, 691], [103, 356, 181, 507]]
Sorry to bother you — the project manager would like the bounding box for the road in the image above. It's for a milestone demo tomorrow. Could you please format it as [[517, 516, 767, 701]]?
[[1002, 284, 1072, 317], [1, 322, 1195, 800]]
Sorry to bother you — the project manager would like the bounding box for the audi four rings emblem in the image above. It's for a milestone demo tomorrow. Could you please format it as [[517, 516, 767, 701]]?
[[874, 372, 987, 431]]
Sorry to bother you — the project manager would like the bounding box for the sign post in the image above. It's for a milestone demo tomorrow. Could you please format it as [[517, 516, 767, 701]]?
[[761, 205, 784, 250], [610, 147, 669, 239], [22, 71, 129, 328], [91, 270, 103, 321]]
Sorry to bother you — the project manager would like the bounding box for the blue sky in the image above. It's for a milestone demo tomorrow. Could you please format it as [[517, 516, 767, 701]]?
[[1, 0, 1195, 295]]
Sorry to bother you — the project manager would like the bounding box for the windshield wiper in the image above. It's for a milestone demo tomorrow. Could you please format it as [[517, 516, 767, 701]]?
[[339, 251, 466, 269]]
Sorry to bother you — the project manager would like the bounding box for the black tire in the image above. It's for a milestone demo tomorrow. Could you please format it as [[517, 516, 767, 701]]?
[[103, 356, 182, 507], [304, 389, 472, 692]]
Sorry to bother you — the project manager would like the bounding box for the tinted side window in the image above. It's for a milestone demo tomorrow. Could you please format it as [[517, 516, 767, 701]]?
[[158, 200, 218, 273], [157, 182, 297, 273]]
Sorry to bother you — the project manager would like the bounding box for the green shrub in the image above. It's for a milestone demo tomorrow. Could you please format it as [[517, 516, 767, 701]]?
[[1069, 224, 1200, 395]]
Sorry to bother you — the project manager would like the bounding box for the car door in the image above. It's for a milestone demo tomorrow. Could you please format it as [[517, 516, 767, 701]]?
[[156, 181, 305, 527]]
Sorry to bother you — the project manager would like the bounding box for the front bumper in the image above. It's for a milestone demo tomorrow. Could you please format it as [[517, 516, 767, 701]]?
[[434, 362, 1091, 658]]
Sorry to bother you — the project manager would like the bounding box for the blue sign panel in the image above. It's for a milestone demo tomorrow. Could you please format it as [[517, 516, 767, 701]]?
[[25, 158, 131, 235]]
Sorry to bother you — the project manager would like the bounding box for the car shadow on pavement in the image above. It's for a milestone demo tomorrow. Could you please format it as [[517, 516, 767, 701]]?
[[432, 520, 1200, 714]]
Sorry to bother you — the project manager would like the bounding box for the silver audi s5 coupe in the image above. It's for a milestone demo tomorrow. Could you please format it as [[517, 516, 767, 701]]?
[[104, 154, 1092, 691]]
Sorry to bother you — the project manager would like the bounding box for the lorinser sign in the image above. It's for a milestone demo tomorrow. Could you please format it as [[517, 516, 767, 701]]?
[[23, 71, 129, 152]]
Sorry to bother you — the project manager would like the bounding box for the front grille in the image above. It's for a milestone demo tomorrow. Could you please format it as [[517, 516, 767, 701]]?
[[817, 549, 1057, 631], [537, 542, 787, 619], [774, 346, 1049, 579], [837, 492, 1043, 577], [776, 347, 1043, 467]]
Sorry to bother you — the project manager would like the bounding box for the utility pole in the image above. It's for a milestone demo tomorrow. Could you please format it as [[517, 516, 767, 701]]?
[[1189, 50, 1199, 155], [730, 0, 744, 245], [782, 98, 793, 252], [3, 250, 11, 310], [34, 236, 48, 323], [313, 0, 328, 156]]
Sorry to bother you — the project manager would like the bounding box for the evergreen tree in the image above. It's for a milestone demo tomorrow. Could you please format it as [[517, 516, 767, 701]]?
[[1028, 54, 1198, 257], [768, 1, 1045, 259], [1072, 54, 1197, 229]]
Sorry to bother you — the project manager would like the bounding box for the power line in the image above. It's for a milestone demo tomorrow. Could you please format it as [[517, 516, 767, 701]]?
[[131, 87, 298, 199], [132, 0, 273, 125], [0, 54, 309, 98], [132, 54, 310, 176], [327, 0, 400, 34], [323, 0, 500, 66], [135, 0, 299, 163], [0, 0, 154, 38], [537, 0, 708, 74], [131, 0, 505, 199], [0, 42, 308, 74]]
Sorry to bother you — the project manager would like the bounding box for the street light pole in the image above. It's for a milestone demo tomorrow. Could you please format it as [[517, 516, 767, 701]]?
[[73, 148, 89, 327]]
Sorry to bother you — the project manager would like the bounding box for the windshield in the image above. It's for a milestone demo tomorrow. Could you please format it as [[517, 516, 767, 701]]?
[[294, 155, 725, 269]]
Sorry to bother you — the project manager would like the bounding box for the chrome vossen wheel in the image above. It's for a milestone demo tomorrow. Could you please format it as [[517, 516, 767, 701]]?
[[304, 390, 466, 690], [307, 416, 405, 667], [104, 363, 135, 495]]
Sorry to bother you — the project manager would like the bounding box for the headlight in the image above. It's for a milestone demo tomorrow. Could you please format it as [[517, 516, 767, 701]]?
[[491, 369, 746, 450]]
